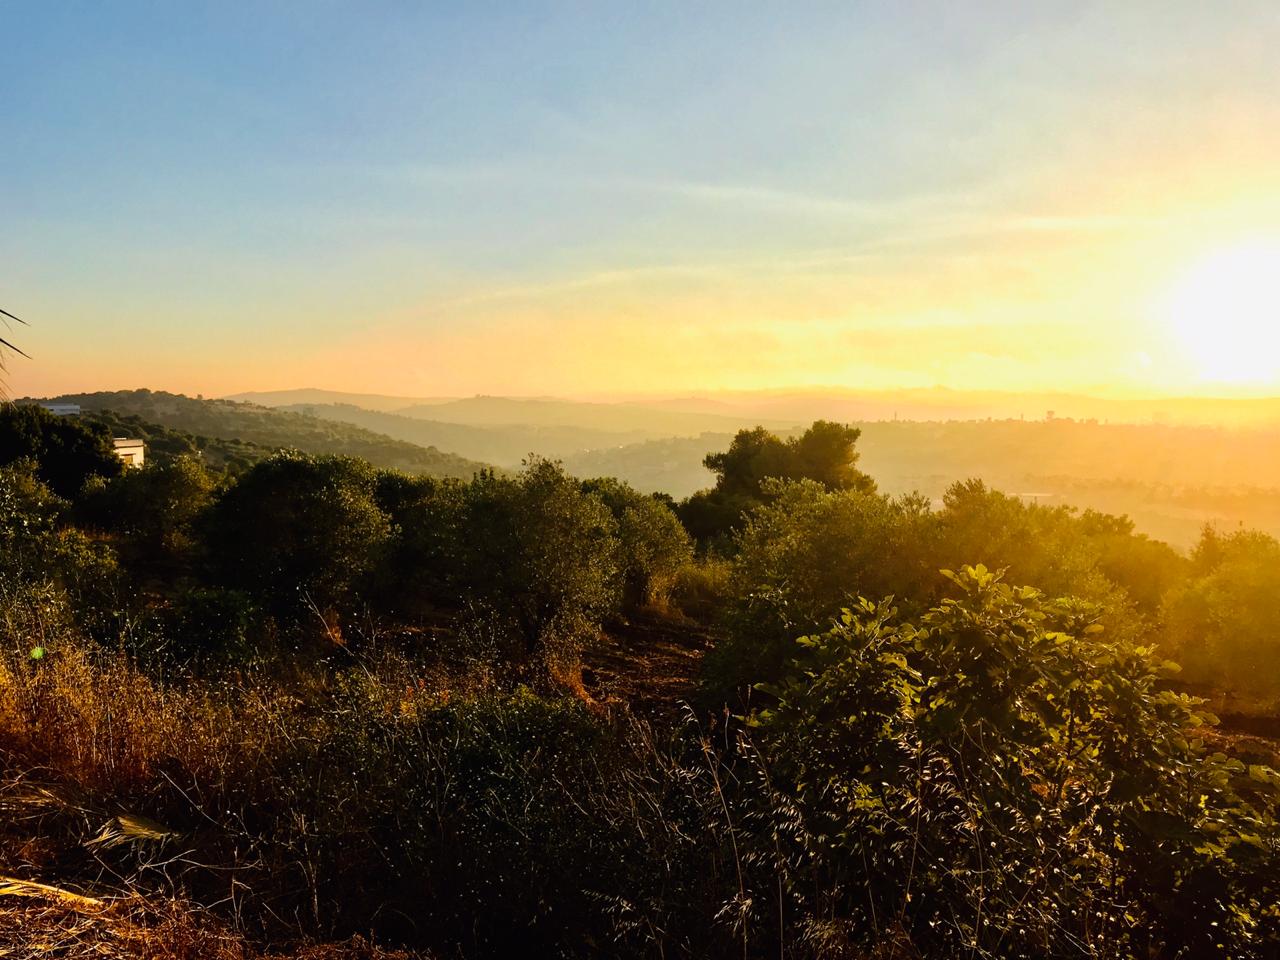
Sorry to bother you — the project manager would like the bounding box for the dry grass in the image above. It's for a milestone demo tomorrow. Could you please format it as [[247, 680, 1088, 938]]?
[[0, 595, 507, 956], [0, 879, 421, 958], [0, 635, 301, 796]]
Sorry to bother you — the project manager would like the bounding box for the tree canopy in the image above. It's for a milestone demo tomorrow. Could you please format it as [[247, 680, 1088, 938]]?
[[0, 403, 123, 498], [682, 420, 876, 546]]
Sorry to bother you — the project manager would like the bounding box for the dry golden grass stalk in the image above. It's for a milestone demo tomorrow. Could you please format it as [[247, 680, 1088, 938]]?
[[0, 876, 103, 909]]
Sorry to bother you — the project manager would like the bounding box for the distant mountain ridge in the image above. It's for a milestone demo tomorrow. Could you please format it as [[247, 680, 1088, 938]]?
[[232, 388, 800, 436], [271, 399, 798, 467], [277, 403, 647, 467], [227, 388, 455, 412], [229, 386, 1280, 428]]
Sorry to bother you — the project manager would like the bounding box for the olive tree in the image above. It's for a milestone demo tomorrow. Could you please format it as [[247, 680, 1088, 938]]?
[[582, 477, 693, 609], [457, 460, 620, 658], [203, 452, 391, 618]]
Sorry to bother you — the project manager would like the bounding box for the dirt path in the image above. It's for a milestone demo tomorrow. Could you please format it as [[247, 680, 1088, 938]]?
[[582, 611, 719, 721]]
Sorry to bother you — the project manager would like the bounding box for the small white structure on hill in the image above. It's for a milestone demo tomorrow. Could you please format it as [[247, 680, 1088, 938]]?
[[38, 402, 81, 417], [113, 438, 145, 468]]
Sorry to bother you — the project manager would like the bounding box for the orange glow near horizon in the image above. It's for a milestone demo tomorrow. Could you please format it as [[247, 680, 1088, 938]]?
[[9, 150, 1279, 404]]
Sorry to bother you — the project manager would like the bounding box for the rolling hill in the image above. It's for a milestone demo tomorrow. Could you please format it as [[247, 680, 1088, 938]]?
[[31, 390, 492, 479], [276, 402, 659, 466]]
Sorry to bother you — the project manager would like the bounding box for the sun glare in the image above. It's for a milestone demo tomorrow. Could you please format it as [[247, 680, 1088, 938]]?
[[1160, 241, 1280, 385]]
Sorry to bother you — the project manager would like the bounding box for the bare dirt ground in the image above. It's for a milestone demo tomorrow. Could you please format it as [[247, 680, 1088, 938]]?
[[581, 609, 720, 720]]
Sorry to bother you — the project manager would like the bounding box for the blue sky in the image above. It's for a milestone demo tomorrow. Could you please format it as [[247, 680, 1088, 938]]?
[[4, 2, 1280, 396]]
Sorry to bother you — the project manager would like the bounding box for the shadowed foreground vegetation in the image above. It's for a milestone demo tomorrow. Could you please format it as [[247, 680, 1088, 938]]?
[[2, 406, 1279, 958]]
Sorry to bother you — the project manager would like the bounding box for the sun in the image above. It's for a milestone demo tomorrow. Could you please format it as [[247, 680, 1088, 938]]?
[[1159, 241, 1280, 386]]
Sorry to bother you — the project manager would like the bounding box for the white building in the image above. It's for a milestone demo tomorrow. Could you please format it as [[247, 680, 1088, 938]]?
[[113, 438, 145, 468]]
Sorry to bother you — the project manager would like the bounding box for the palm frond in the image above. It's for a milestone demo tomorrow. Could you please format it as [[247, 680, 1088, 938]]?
[[0, 335, 30, 359]]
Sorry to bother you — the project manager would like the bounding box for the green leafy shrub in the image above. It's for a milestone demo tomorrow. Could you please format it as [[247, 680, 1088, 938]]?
[[0, 461, 126, 638], [79, 455, 216, 562], [704, 481, 938, 702], [373, 471, 467, 615], [747, 566, 1280, 957]]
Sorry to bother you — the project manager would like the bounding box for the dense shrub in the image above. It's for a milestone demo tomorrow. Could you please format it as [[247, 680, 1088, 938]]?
[[79, 455, 216, 562], [373, 472, 466, 613], [583, 477, 694, 609], [1078, 508, 1188, 613], [0, 462, 125, 637], [747, 567, 1280, 957], [1164, 526, 1280, 699], [706, 479, 1183, 705], [203, 452, 392, 620], [937, 479, 1116, 602], [705, 481, 937, 700]]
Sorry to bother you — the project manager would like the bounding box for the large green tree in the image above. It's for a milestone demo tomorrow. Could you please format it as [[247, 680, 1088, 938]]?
[[703, 420, 875, 499], [456, 459, 621, 657], [203, 452, 391, 618], [682, 420, 876, 547]]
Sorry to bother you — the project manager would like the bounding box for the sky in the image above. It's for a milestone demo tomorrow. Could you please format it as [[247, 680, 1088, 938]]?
[[3, 1, 1280, 399]]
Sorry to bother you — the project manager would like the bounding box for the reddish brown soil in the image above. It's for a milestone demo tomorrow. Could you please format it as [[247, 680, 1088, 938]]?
[[581, 609, 720, 720]]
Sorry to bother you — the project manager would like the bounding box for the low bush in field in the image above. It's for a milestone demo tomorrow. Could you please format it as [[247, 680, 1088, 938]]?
[[668, 557, 734, 621]]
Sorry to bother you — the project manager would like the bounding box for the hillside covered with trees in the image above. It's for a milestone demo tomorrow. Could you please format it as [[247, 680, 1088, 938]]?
[[28, 390, 492, 479], [2, 405, 1279, 957]]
